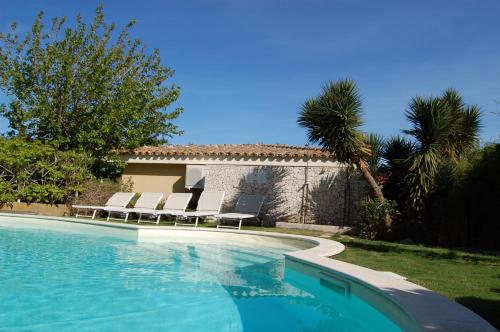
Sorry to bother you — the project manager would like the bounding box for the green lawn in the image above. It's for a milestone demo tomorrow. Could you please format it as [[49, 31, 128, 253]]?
[[328, 235, 499, 329], [234, 226, 500, 329], [81, 218, 500, 328]]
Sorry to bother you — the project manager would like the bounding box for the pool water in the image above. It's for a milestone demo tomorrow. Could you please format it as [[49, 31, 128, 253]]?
[[0, 220, 405, 331]]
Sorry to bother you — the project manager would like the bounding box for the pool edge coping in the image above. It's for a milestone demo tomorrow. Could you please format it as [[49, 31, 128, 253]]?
[[0, 212, 495, 332]]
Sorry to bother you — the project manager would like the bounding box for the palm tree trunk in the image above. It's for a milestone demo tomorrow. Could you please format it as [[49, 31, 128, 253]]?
[[357, 159, 385, 201], [356, 159, 392, 227]]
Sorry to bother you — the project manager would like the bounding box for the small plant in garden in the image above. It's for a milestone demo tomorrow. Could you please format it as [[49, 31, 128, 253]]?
[[358, 198, 397, 239], [72, 177, 134, 207]]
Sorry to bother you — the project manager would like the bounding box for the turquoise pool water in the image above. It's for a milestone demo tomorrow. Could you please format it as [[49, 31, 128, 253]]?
[[0, 219, 407, 331]]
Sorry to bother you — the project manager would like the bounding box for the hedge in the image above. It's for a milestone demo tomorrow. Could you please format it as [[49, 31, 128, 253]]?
[[0, 138, 92, 205]]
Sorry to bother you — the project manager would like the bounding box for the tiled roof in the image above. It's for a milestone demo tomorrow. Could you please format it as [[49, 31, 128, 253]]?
[[121, 144, 333, 159]]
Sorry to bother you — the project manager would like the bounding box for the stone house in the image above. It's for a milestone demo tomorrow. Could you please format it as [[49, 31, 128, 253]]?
[[119, 144, 368, 226]]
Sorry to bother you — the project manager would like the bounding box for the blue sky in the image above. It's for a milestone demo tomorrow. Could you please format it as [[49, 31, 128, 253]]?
[[1, 0, 499, 145]]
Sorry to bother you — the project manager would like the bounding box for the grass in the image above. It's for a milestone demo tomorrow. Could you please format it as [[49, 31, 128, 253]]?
[[329, 234, 500, 329], [247, 227, 499, 328], [80, 216, 500, 328]]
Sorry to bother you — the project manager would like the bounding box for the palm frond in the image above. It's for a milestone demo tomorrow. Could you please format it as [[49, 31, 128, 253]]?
[[366, 133, 385, 174], [441, 88, 465, 114], [403, 96, 451, 151], [400, 89, 482, 209], [405, 147, 442, 209], [379, 136, 415, 203], [298, 78, 367, 165], [441, 90, 482, 161], [382, 136, 416, 164], [447, 104, 482, 160]]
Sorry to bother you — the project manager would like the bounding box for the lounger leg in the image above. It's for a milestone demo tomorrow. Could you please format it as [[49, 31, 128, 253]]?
[[137, 213, 142, 224], [125, 212, 129, 223], [195, 216, 199, 228], [156, 214, 161, 224], [238, 218, 243, 230], [75, 208, 80, 218], [92, 210, 97, 220], [107, 211, 111, 221]]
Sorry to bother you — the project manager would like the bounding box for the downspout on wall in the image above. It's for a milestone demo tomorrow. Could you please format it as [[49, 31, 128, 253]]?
[[299, 157, 310, 224]]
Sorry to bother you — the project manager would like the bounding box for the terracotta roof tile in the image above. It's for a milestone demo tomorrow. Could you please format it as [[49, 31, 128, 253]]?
[[120, 144, 333, 159]]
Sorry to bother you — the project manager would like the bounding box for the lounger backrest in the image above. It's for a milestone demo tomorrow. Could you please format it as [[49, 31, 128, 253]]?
[[234, 194, 265, 215], [134, 192, 164, 209], [196, 191, 225, 213], [163, 193, 193, 211], [105, 192, 135, 208]]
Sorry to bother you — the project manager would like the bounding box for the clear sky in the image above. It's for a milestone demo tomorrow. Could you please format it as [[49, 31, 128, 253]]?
[[1, 0, 499, 146]]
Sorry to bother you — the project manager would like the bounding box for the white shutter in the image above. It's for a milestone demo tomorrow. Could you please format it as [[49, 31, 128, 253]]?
[[185, 165, 206, 189]]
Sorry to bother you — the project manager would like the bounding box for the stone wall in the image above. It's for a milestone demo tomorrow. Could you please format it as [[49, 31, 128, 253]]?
[[203, 164, 368, 226], [0, 202, 71, 216]]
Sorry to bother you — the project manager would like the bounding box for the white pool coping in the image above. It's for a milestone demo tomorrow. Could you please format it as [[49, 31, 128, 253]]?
[[0, 213, 495, 332]]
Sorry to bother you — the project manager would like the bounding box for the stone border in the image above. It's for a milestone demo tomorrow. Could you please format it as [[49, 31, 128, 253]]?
[[0, 213, 495, 332], [276, 221, 351, 233]]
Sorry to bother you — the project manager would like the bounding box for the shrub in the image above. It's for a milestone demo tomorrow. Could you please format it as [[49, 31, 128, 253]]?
[[0, 179, 15, 205], [430, 144, 500, 249], [358, 198, 397, 239], [0, 138, 92, 205], [70, 177, 133, 207]]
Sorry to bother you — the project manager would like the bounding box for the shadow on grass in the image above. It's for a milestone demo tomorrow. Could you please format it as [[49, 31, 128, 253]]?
[[456, 296, 500, 330], [340, 239, 500, 263]]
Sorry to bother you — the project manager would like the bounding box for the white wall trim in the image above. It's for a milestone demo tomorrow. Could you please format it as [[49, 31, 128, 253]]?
[[121, 154, 340, 167]]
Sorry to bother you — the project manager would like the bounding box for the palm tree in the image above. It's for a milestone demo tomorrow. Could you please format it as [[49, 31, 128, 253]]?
[[403, 89, 481, 209], [366, 133, 385, 175], [380, 136, 415, 205], [297, 79, 386, 203]]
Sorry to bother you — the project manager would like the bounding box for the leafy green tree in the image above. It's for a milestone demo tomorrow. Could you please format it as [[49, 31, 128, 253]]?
[[402, 89, 481, 209], [0, 5, 182, 176], [0, 138, 92, 204], [298, 79, 387, 205]]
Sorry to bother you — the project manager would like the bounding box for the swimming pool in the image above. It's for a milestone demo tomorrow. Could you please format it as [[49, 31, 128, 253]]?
[[0, 216, 415, 331]]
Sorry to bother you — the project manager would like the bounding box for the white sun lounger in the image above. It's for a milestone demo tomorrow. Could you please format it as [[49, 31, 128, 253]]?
[[139, 192, 193, 224], [174, 191, 225, 227], [72, 192, 135, 219], [215, 194, 265, 230], [105, 192, 164, 222]]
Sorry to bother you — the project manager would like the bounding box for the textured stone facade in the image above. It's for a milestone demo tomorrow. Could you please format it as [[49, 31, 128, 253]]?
[[204, 164, 368, 226]]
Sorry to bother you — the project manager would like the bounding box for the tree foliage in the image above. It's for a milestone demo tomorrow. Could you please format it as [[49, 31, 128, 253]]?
[[298, 79, 370, 165], [366, 133, 385, 175], [377, 89, 487, 247], [0, 5, 183, 175], [298, 79, 387, 209], [380, 136, 415, 206], [402, 89, 481, 209], [358, 197, 397, 240], [0, 138, 92, 204]]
